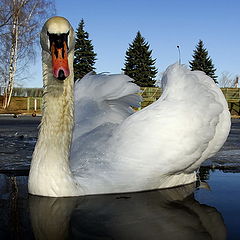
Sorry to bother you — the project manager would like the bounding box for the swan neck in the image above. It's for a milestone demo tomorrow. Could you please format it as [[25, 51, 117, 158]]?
[[41, 49, 74, 150], [28, 50, 78, 197]]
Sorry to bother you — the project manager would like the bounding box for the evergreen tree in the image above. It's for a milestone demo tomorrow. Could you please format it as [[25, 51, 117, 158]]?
[[189, 40, 217, 83], [122, 31, 157, 87], [74, 19, 97, 81]]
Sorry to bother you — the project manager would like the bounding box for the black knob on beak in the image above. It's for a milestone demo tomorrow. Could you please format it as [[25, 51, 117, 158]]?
[[57, 69, 66, 80]]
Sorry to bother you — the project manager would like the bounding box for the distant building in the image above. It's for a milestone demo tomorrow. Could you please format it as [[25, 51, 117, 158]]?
[[234, 76, 239, 88]]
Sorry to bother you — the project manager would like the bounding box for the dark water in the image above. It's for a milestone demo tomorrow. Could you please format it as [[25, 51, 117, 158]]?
[[0, 170, 239, 240], [196, 170, 240, 240], [0, 116, 239, 240]]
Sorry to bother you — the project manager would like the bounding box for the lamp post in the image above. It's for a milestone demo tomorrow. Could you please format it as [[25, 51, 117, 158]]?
[[177, 45, 181, 65]]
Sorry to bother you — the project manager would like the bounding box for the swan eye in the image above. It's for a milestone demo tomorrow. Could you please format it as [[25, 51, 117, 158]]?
[[46, 31, 50, 50]]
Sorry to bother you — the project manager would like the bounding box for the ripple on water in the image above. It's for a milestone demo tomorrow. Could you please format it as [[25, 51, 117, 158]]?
[[0, 136, 36, 171]]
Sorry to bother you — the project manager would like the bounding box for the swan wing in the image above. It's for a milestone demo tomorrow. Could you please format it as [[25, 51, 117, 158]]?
[[71, 64, 230, 193], [70, 72, 141, 167], [107, 64, 231, 181], [72, 72, 141, 140]]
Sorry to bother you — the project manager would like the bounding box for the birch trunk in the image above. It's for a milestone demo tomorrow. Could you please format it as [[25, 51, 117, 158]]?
[[3, 1, 19, 109], [0, 0, 55, 109]]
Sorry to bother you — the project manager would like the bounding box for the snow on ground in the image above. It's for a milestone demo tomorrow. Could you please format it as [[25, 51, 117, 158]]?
[[202, 119, 240, 170]]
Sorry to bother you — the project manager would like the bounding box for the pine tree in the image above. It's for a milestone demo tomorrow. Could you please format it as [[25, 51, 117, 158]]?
[[74, 19, 97, 81], [122, 31, 157, 87], [189, 40, 217, 83]]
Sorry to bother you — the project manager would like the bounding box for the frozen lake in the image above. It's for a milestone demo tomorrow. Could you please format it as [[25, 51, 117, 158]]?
[[0, 116, 239, 239]]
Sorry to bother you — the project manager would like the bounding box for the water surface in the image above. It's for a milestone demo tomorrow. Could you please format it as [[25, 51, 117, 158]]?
[[1, 170, 239, 240], [0, 116, 239, 239]]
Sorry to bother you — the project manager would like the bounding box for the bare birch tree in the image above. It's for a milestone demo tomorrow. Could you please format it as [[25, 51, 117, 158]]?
[[218, 72, 238, 88], [0, 0, 55, 108]]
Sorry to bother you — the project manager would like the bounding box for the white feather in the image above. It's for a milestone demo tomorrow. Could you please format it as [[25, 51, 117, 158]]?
[[69, 63, 230, 195]]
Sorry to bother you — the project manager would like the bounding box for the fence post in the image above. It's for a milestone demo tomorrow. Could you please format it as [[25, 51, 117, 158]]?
[[27, 97, 30, 111], [34, 98, 37, 111]]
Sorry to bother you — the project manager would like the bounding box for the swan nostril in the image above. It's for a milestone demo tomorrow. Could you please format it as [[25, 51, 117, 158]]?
[[57, 70, 66, 80]]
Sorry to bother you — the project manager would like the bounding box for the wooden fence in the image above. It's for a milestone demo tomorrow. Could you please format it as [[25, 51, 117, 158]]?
[[220, 88, 240, 115], [139, 87, 240, 115], [0, 96, 42, 115], [0, 87, 239, 115]]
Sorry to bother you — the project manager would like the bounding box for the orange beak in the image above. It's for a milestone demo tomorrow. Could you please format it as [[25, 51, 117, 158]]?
[[51, 41, 70, 80]]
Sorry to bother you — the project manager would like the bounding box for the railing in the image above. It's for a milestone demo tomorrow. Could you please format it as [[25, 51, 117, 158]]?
[[0, 96, 42, 115], [140, 87, 162, 108], [0, 88, 239, 115], [139, 87, 240, 115], [221, 88, 240, 102], [221, 88, 240, 115]]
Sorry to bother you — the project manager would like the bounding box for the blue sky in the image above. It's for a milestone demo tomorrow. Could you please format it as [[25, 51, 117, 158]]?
[[27, 0, 240, 87]]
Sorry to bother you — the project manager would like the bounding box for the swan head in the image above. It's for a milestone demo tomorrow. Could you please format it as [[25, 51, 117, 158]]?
[[40, 16, 75, 81]]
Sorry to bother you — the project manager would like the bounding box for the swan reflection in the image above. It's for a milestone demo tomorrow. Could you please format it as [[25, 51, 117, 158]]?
[[29, 184, 226, 240]]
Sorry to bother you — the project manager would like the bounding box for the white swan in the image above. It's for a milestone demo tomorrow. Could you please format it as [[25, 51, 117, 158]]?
[[28, 16, 231, 197]]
